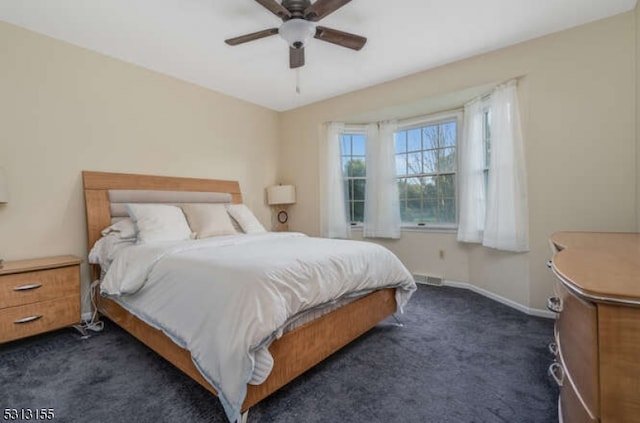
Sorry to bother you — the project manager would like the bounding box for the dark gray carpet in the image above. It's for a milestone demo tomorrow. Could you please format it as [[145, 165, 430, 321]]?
[[0, 285, 557, 422]]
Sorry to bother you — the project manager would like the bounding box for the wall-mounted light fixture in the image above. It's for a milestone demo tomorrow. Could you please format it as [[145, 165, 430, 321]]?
[[266, 185, 296, 232]]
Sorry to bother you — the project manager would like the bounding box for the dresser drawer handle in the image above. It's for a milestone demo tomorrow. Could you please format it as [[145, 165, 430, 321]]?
[[14, 315, 43, 324], [548, 361, 564, 387], [13, 283, 43, 291], [548, 342, 558, 356], [547, 296, 562, 313]]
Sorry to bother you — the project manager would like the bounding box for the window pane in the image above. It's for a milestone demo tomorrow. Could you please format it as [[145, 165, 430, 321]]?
[[346, 158, 366, 177], [439, 198, 456, 223], [406, 177, 422, 199], [441, 121, 457, 147], [353, 179, 366, 201], [352, 135, 366, 156], [407, 128, 421, 152], [424, 197, 438, 222], [438, 147, 456, 173], [340, 135, 351, 155], [347, 178, 354, 199], [405, 198, 422, 223], [395, 132, 407, 153], [395, 154, 407, 176], [422, 125, 438, 150], [423, 150, 438, 174], [353, 201, 364, 223], [400, 201, 407, 221], [423, 176, 436, 197], [341, 131, 367, 224], [397, 179, 407, 199], [407, 152, 422, 175], [436, 174, 455, 198], [396, 116, 458, 226], [342, 157, 351, 176]]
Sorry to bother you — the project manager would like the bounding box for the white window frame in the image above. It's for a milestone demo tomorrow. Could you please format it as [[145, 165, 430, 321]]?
[[396, 110, 463, 231], [482, 105, 491, 200], [340, 125, 367, 226]]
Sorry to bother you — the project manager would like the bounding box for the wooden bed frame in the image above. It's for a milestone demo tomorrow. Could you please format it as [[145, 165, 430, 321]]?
[[82, 170, 397, 418]]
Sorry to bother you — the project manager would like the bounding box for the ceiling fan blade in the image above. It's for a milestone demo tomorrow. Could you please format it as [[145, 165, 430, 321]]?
[[290, 47, 305, 68], [304, 0, 351, 21], [314, 26, 366, 50], [225, 28, 279, 46], [255, 0, 291, 19]]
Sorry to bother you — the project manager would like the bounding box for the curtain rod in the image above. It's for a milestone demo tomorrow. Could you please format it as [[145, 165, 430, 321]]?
[[332, 74, 527, 127], [472, 74, 527, 105]]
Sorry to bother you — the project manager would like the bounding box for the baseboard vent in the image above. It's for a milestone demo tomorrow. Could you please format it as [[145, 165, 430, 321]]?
[[413, 273, 443, 286]]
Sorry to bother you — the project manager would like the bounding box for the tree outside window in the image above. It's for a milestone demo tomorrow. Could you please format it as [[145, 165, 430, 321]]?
[[395, 118, 458, 226]]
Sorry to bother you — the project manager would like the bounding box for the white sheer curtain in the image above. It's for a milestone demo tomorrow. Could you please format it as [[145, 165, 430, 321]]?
[[319, 122, 350, 238], [457, 80, 529, 252], [483, 81, 529, 252], [457, 99, 485, 243], [363, 121, 401, 239]]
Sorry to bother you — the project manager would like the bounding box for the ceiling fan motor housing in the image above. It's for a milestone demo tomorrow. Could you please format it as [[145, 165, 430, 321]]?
[[281, 0, 312, 18]]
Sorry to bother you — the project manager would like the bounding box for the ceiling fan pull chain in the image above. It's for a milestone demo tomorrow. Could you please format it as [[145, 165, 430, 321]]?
[[296, 68, 301, 94]]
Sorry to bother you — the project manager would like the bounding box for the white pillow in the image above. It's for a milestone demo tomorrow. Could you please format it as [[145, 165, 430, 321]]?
[[181, 204, 237, 239], [227, 204, 267, 234], [101, 218, 137, 239], [126, 204, 193, 244]]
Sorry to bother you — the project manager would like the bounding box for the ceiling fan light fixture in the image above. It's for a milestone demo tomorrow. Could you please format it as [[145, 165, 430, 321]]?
[[279, 19, 316, 49]]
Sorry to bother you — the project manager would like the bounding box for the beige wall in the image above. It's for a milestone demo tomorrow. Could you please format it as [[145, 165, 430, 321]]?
[[1, 11, 637, 315], [0, 22, 280, 309], [279, 12, 637, 311]]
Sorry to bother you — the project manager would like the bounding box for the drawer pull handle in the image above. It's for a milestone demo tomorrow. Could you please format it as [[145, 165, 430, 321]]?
[[548, 342, 558, 356], [13, 283, 43, 291], [547, 296, 562, 313], [14, 315, 43, 324], [548, 361, 564, 387]]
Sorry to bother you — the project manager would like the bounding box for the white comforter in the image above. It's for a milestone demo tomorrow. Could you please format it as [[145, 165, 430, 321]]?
[[98, 232, 416, 422]]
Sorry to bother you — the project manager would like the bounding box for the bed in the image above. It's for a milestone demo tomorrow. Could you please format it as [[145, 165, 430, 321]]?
[[82, 170, 415, 422]]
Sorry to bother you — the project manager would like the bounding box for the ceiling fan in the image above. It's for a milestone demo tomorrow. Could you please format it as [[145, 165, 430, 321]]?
[[225, 0, 367, 69]]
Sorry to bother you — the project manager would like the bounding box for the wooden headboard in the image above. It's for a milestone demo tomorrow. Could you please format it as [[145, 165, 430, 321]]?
[[82, 170, 243, 256]]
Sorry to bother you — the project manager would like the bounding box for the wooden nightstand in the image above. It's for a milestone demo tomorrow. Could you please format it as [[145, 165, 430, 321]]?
[[0, 255, 82, 343]]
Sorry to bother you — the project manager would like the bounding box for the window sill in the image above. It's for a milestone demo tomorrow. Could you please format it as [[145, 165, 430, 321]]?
[[401, 225, 457, 233], [349, 225, 458, 234]]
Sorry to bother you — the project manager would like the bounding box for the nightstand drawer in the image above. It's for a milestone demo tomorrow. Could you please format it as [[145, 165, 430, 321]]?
[[0, 296, 80, 343], [0, 266, 79, 309]]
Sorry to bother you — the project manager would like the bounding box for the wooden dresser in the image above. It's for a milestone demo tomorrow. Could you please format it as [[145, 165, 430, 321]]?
[[0, 255, 82, 343], [548, 232, 640, 423]]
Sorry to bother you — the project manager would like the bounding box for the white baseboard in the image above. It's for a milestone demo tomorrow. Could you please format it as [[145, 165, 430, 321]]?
[[417, 280, 555, 319]]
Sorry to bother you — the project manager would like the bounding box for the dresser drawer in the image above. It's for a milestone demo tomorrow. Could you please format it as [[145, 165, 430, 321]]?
[[0, 296, 80, 343], [0, 266, 79, 309], [555, 281, 599, 418], [560, 375, 598, 423]]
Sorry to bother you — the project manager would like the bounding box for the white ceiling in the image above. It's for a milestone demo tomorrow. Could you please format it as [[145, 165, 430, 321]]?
[[0, 0, 636, 111]]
